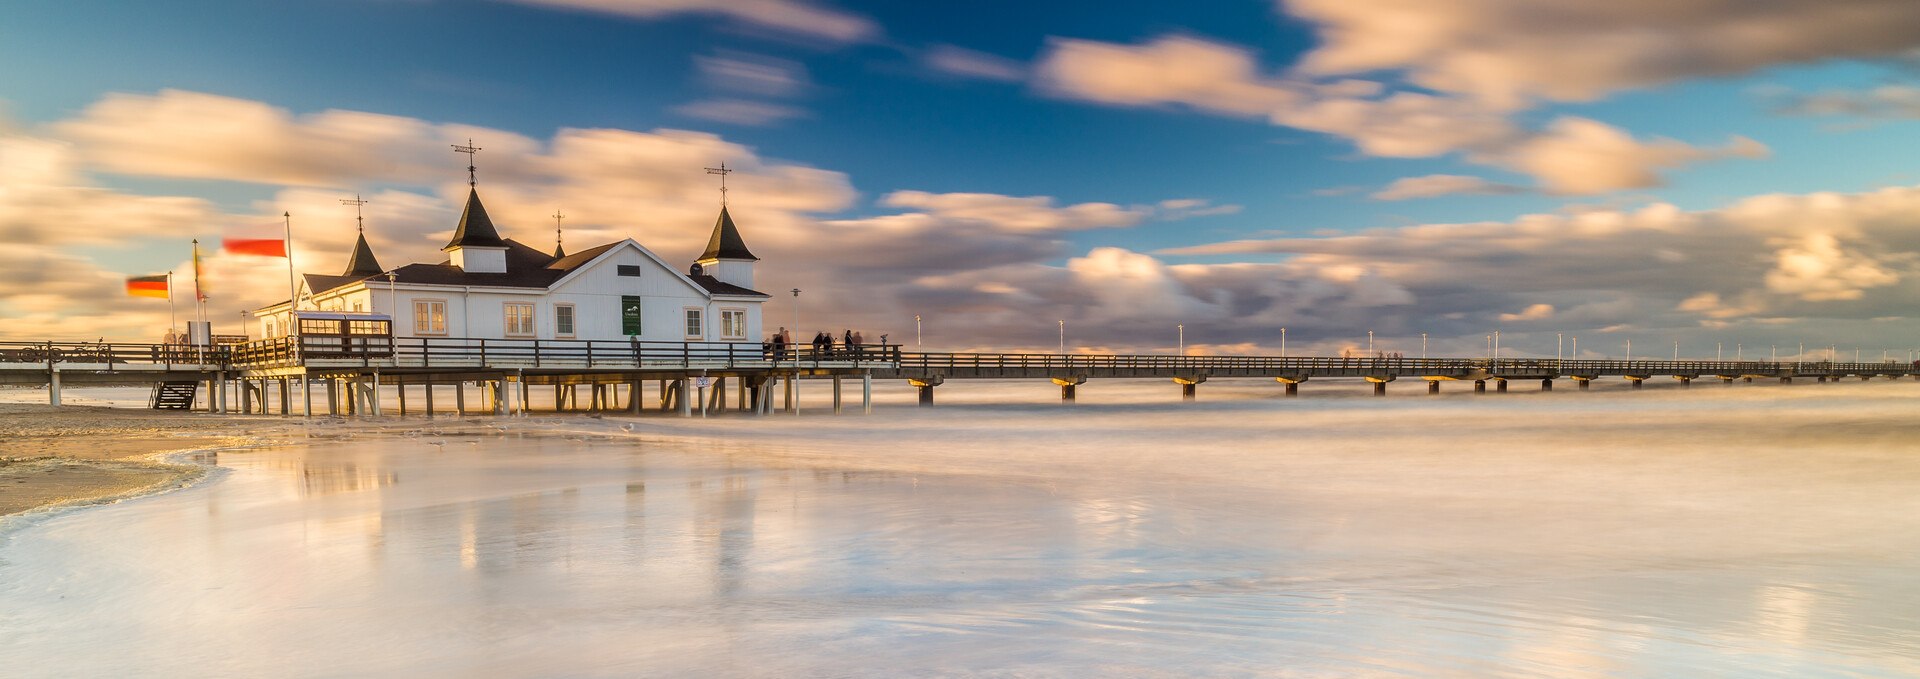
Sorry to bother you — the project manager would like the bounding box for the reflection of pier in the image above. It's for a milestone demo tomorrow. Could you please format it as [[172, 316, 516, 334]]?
[[2, 337, 1915, 414]]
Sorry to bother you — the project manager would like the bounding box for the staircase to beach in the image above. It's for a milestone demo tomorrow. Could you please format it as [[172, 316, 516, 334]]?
[[150, 381, 197, 410]]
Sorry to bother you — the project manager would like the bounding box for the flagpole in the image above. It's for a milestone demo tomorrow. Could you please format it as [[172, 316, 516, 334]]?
[[284, 212, 298, 313], [166, 270, 176, 339], [191, 239, 206, 323]]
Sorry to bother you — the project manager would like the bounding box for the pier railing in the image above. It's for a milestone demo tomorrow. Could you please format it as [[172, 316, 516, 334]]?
[[0, 341, 227, 369], [887, 351, 1910, 377], [227, 335, 905, 370]]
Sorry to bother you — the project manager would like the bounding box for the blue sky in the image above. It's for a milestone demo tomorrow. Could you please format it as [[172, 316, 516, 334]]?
[[7, 0, 1920, 356]]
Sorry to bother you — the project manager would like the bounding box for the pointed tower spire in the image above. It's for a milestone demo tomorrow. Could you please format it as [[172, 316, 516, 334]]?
[[699, 205, 758, 262], [443, 188, 507, 250], [340, 194, 383, 277]]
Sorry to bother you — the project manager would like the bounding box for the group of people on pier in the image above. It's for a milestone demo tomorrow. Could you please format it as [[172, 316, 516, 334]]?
[[765, 327, 881, 361]]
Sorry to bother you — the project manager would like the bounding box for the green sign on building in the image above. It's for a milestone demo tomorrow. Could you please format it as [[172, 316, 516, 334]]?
[[621, 296, 643, 336]]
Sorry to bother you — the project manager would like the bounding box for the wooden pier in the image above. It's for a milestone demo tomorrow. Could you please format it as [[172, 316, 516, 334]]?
[[1, 338, 1914, 415]]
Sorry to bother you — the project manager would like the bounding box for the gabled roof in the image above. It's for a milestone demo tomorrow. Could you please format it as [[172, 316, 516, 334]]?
[[697, 206, 758, 262], [343, 232, 384, 277], [442, 188, 508, 251]]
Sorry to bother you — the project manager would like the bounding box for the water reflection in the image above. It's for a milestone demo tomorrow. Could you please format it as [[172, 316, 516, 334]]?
[[3, 387, 1920, 677]]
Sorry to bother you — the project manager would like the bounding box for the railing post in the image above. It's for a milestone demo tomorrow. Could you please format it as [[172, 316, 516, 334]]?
[[479, 338, 488, 365]]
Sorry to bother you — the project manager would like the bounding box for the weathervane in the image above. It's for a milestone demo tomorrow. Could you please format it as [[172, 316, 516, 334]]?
[[340, 194, 369, 233], [553, 209, 565, 252], [452, 138, 482, 187], [704, 162, 732, 206]]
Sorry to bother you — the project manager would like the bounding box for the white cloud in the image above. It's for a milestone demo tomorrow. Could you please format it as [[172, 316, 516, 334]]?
[[1372, 174, 1525, 201], [1032, 35, 1763, 195], [879, 191, 1146, 232], [924, 45, 1026, 82], [1488, 117, 1769, 195], [1769, 84, 1920, 119], [695, 52, 809, 97], [674, 98, 808, 126], [505, 0, 878, 43], [1035, 35, 1300, 117], [1499, 304, 1555, 322], [1285, 0, 1920, 107], [1763, 232, 1899, 301]]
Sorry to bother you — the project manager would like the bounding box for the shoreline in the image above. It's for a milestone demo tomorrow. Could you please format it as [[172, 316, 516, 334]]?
[[0, 404, 291, 520]]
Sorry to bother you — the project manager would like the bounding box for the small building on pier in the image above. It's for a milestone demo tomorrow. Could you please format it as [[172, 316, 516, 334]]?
[[252, 188, 769, 344]]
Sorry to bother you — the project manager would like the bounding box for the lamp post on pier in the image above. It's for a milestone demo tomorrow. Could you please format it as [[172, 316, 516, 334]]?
[[914, 315, 921, 348], [1058, 320, 1065, 355], [1421, 333, 1427, 359], [1280, 327, 1286, 358], [1178, 324, 1185, 355], [1366, 330, 1373, 356], [1557, 333, 1563, 362]]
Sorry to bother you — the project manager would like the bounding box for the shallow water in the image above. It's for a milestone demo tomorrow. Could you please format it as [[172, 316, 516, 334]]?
[[4, 379, 1920, 677]]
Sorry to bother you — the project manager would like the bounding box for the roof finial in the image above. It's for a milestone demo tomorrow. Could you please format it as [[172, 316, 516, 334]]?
[[452, 138, 482, 188], [340, 193, 369, 234], [704, 162, 732, 207], [553, 208, 565, 252]]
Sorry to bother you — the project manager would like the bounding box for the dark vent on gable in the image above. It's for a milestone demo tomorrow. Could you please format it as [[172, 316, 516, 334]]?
[[617, 265, 641, 277]]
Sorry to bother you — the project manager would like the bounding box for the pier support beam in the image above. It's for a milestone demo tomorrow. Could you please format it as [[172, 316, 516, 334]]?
[[1495, 379, 1508, 393], [910, 376, 943, 406], [1428, 380, 1440, 394], [1628, 377, 1645, 390], [1817, 375, 1828, 383], [1175, 375, 1206, 401], [46, 367, 60, 406], [1364, 375, 1394, 397], [325, 379, 339, 417], [1675, 376, 1692, 388], [862, 373, 873, 415], [676, 380, 691, 418], [1744, 377, 1753, 383], [832, 376, 843, 415], [455, 382, 467, 416], [1052, 376, 1086, 403], [1780, 376, 1793, 384], [1541, 378, 1553, 391], [1275, 376, 1305, 397], [1474, 380, 1486, 394], [424, 381, 436, 418], [784, 373, 797, 413], [1722, 377, 1735, 386]]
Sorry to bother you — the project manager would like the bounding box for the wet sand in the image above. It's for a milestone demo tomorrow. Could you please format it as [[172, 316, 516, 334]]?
[[0, 404, 270, 516]]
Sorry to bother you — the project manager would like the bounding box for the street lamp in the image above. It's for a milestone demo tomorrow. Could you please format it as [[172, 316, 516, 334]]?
[[386, 271, 399, 325], [791, 288, 801, 340], [1572, 336, 1578, 358], [1626, 339, 1632, 362], [1421, 333, 1427, 360], [1672, 340, 1678, 362], [1557, 333, 1563, 362], [1280, 327, 1287, 358], [1366, 330, 1373, 356], [1493, 330, 1500, 361], [915, 314, 921, 348], [1178, 324, 1185, 355], [1058, 320, 1065, 355]]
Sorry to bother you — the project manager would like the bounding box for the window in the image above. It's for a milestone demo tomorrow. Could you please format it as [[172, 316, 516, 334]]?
[[620, 296, 643, 336], [617, 265, 642, 277], [351, 301, 363, 312], [720, 309, 746, 340], [348, 320, 388, 335], [504, 302, 535, 337], [413, 300, 447, 335], [555, 304, 575, 337], [684, 308, 703, 339], [265, 319, 277, 338]]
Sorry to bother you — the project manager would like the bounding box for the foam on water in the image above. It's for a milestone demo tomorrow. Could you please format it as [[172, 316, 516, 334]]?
[[2, 379, 1919, 677]]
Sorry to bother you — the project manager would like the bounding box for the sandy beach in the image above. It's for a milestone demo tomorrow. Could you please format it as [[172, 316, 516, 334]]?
[[0, 404, 260, 517]]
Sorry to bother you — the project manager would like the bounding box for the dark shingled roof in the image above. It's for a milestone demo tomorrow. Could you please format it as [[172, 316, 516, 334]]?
[[697, 206, 758, 262], [296, 239, 768, 302], [342, 232, 384, 277], [689, 274, 770, 297], [443, 188, 508, 251]]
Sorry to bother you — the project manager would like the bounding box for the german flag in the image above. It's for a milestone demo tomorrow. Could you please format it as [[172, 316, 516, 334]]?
[[126, 274, 169, 299]]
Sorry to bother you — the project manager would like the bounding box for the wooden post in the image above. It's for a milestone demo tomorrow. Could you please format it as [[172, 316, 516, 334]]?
[[455, 382, 467, 416], [326, 378, 339, 416], [833, 375, 843, 414], [1427, 380, 1440, 394], [862, 372, 872, 415], [46, 366, 61, 407], [425, 381, 436, 418], [398, 378, 408, 415]]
